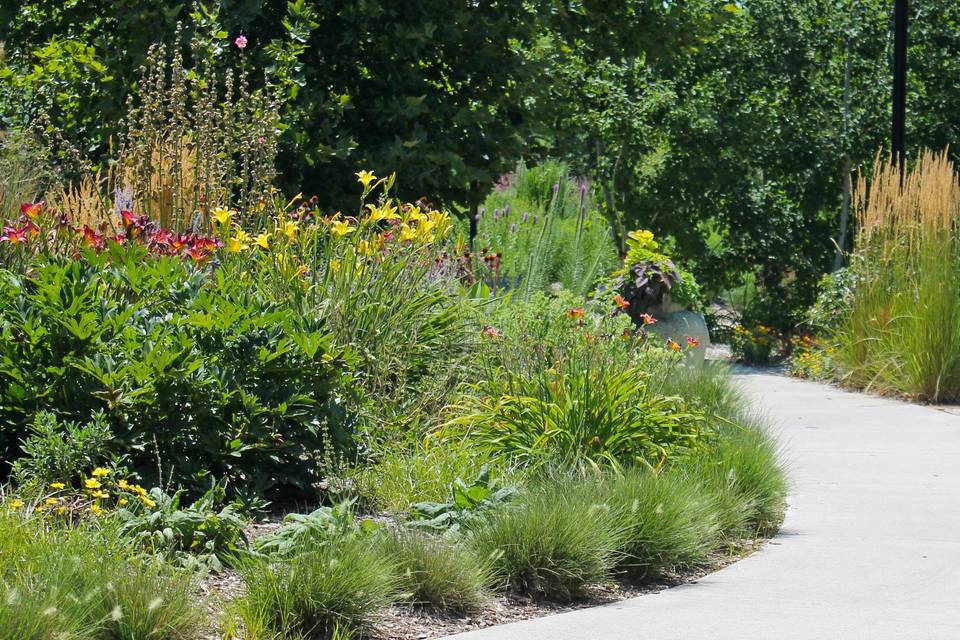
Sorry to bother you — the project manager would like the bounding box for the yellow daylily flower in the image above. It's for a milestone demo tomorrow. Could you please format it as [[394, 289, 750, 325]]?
[[211, 207, 233, 228], [254, 232, 270, 249], [355, 170, 376, 190], [228, 229, 251, 253], [282, 220, 299, 240], [330, 220, 355, 238], [379, 201, 400, 221], [91, 467, 110, 478], [399, 224, 417, 242]]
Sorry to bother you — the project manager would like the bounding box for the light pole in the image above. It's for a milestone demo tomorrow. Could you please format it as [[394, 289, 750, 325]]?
[[892, 0, 907, 171]]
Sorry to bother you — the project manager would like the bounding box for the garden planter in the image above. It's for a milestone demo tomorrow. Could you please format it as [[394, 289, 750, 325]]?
[[647, 296, 710, 365]]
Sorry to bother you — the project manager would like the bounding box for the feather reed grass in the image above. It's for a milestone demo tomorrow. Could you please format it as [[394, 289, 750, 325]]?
[[834, 149, 960, 401]]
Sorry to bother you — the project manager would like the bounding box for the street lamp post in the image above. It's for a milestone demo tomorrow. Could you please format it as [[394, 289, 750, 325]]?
[[892, 0, 908, 171]]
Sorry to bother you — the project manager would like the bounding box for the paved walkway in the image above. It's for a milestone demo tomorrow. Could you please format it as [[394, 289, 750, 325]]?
[[443, 371, 960, 640]]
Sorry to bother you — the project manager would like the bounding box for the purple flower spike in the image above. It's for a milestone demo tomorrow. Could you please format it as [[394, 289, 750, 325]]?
[[510, 223, 517, 233], [552, 183, 559, 193], [533, 215, 539, 224], [522, 211, 530, 222]]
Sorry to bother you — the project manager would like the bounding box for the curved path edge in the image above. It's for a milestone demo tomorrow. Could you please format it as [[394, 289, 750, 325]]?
[[440, 371, 960, 640]]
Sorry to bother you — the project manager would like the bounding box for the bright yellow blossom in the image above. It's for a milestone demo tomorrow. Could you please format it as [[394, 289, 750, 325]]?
[[254, 232, 270, 249], [140, 495, 157, 509], [90, 503, 104, 516], [355, 170, 376, 190], [211, 207, 233, 228], [282, 219, 299, 240], [93, 491, 109, 500], [228, 229, 251, 253], [330, 219, 355, 238], [10, 499, 24, 509], [118, 498, 129, 507], [118, 479, 132, 491], [44, 497, 58, 506], [399, 224, 416, 242], [50, 482, 65, 490], [84, 478, 101, 490], [92, 467, 110, 478]]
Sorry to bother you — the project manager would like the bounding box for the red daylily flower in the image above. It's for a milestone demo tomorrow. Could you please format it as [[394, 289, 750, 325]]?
[[613, 294, 630, 310], [482, 325, 502, 339], [566, 307, 586, 320], [686, 336, 701, 348], [639, 313, 657, 326], [20, 201, 44, 219], [666, 338, 681, 352], [1, 225, 27, 245]]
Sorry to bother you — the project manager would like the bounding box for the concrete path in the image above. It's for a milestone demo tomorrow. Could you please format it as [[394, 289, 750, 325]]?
[[442, 371, 960, 640]]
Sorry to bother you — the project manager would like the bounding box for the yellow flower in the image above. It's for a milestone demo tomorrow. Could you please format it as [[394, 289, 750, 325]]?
[[93, 491, 109, 500], [254, 232, 270, 249], [330, 219, 355, 238], [84, 478, 101, 490], [282, 219, 299, 240], [92, 467, 110, 478], [228, 229, 251, 253], [118, 498, 129, 507], [140, 495, 157, 509], [131, 485, 148, 497], [367, 201, 399, 222], [211, 207, 233, 228], [405, 208, 427, 224], [330, 259, 341, 273], [56, 506, 67, 514], [90, 503, 104, 516], [355, 170, 376, 190], [399, 224, 416, 242], [50, 482, 65, 490], [118, 479, 132, 491], [44, 497, 58, 506], [9, 499, 24, 509]]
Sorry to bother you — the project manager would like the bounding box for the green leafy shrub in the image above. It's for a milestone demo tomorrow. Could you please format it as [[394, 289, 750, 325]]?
[[467, 482, 622, 602], [116, 481, 248, 572], [409, 465, 516, 535], [11, 410, 113, 489], [0, 511, 204, 640], [381, 530, 491, 612], [252, 500, 378, 559], [0, 246, 359, 500], [806, 268, 856, 334], [232, 534, 398, 640]]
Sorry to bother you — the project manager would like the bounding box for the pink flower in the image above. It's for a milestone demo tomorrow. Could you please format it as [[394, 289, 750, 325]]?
[[257, 136, 266, 145], [234, 35, 248, 50]]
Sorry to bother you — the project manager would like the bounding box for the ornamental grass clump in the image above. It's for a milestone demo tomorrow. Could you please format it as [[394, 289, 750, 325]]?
[[467, 482, 622, 602], [231, 534, 398, 640], [598, 469, 722, 579], [380, 530, 491, 613], [0, 511, 204, 640], [834, 150, 960, 401]]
